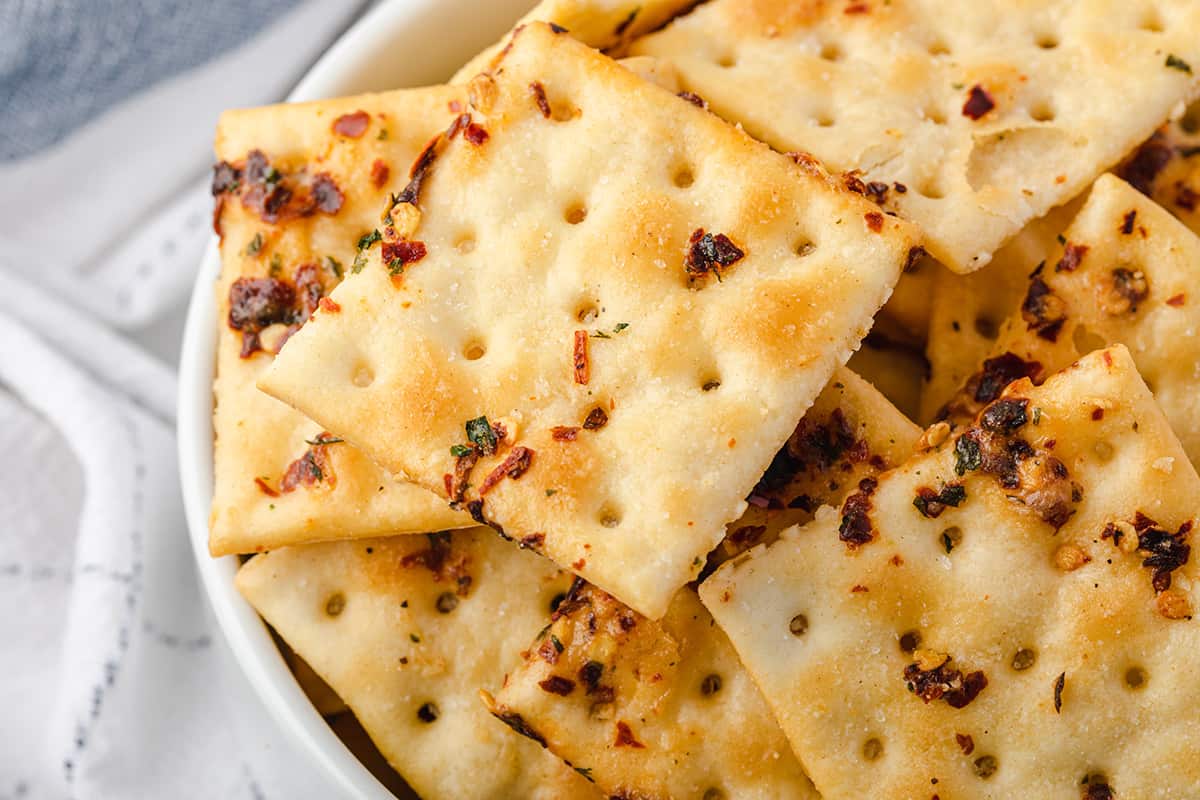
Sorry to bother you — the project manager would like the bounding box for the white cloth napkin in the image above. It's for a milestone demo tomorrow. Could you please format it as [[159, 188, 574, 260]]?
[[0, 2, 372, 797]]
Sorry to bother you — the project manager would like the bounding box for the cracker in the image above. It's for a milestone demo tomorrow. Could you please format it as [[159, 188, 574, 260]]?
[[210, 87, 470, 556], [235, 528, 597, 800], [702, 346, 1200, 798], [259, 23, 920, 618], [940, 173, 1200, 466], [479, 368, 915, 799], [632, 0, 1200, 272], [845, 337, 927, 423], [484, 582, 820, 800], [1117, 99, 1200, 235], [920, 197, 1084, 423], [873, 251, 942, 347], [450, 0, 698, 83]]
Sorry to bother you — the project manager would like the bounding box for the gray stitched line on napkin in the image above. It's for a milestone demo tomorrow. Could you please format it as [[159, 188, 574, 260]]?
[[0, 0, 303, 162]]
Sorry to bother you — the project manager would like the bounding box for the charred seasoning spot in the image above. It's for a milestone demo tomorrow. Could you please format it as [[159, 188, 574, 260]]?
[[332, 111, 370, 138], [962, 85, 996, 119]]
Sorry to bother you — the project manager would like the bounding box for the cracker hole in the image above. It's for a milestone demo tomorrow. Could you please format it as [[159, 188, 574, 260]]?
[[788, 613, 809, 636], [1011, 647, 1037, 671], [463, 341, 486, 361], [324, 592, 346, 617], [1073, 325, 1107, 355], [701, 376, 722, 392], [973, 755, 998, 779], [941, 526, 963, 552], [1030, 101, 1056, 123], [1035, 32, 1059, 49], [716, 53, 737, 68], [599, 507, 622, 528], [703, 789, 725, 800], [924, 105, 948, 125], [576, 303, 600, 324], [918, 177, 946, 200], [899, 630, 921, 653], [815, 112, 836, 128], [549, 591, 567, 613], [1093, 440, 1115, 462], [417, 702, 439, 723], [795, 239, 817, 257], [352, 364, 375, 388], [1139, 8, 1164, 32], [973, 315, 1000, 340], [926, 39, 951, 56], [1124, 666, 1147, 689], [564, 203, 587, 225], [862, 737, 884, 761], [819, 42, 842, 61], [700, 673, 723, 696], [454, 233, 476, 254], [435, 592, 459, 613], [672, 165, 696, 188]]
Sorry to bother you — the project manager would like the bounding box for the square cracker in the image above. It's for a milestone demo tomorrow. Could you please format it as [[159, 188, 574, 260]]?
[[920, 196, 1084, 423], [259, 23, 920, 618], [938, 173, 1200, 467], [210, 87, 470, 556], [450, 0, 699, 83], [235, 528, 598, 800], [631, 0, 1200, 272], [485, 582, 820, 800], [481, 368, 915, 800], [702, 346, 1200, 799]]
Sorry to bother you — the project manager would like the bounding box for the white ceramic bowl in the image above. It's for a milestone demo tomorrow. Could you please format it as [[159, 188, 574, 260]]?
[[177, 2, 534, 797]]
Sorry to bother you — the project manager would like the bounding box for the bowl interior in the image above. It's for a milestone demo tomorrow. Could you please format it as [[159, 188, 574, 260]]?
[[177, 1, 535, 797]]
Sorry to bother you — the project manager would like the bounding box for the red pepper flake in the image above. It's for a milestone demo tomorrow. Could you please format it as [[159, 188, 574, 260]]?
[[311, 173, 344, 214], [228, 277, 296, 358], [1053, 672, 1065, 713], [839, 477, 878, 549], [904, 659, 988, 708], [449, 99, 464, 113], [844, 1, 870, 12], [254, 477, 279, 497], [538, 676, 576, 696], [573, 330, 590, 385], [614, 721, 645, 748], [1120, 210, 1137, 235], [370, 158, 390, 188], [961, 85, 995, 120], [864, 211, 884, 232], [464, 123, 489, 146], [955, 733, 975, 755], [1167, 293, 1186, 306], [551, 426, 579, 441], [685, 228, 745, 284], [332, 111, 370, 138], [318, 297, 341, 313], [851, 584, 869, 593], [1055, 242, 1089, 273], [583, 407, 608, 430], [478, 446, 535, 496], [530, 81, 551, 118], [381, 239, 428, 276], [280, 438, 336, 492], [1118, 131, 1173, 194], [1091, 407, 1104, 421]]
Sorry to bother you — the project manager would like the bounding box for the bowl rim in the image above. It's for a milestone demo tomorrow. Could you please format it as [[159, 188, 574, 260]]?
[[176, 1, 529, 796]]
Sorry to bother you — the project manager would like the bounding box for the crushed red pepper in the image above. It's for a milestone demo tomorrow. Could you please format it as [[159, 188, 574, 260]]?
[[962, 85, 995, 119], [1055, 243, 1089, 273], [685, 229, 745, 284], [839, 477, 878, 548], [332, 111, 370, 138], [478, 446, 535, 496], [614, 721, 645, 749], [530, 81, 552, 118], [280, 434, 339, 492], [904, 658, 988, 708], [573, 330, 590, 385], [370, 158, 390, 188]]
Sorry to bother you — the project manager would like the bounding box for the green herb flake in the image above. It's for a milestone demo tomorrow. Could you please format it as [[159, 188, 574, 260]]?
[[377, 128, 390, 141], [591, 331, 611, 339], [942, 532, 955, 553], [465, 416, 498, 455], [269, 253, 282, 277], [951, 81, 965, 90], [306, 435, 343, 446], [1056, 234, 1066, 245], [450, 444, 474, 458], [263, 165, 282, 186], [1032, 407, 1043, 425], [245, 232, 264, 257], [574, 767, 594, 782], [1166, 54, 1193, 73], [325, 255, 344, 279], [613, 322, 630, 333], [410, 633, 421, 643], [954, 435, 982, 475], [545, 488, 558, 497], [352, 229, 382, 274], [550, 634, 565, 653]]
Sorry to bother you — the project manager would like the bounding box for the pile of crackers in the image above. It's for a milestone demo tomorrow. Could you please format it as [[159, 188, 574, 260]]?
[[209, 2, 1200, 797]]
